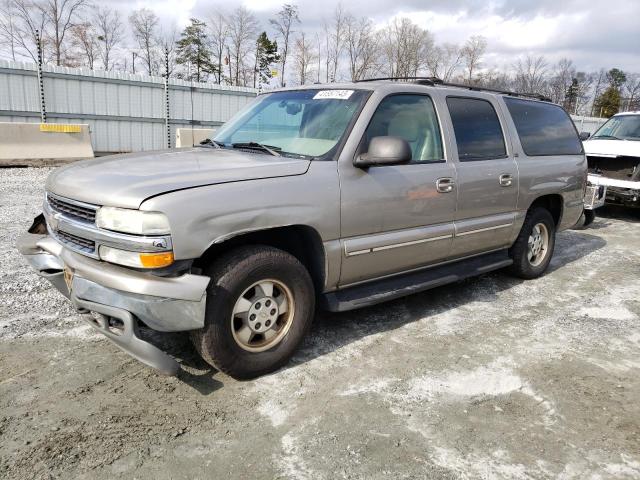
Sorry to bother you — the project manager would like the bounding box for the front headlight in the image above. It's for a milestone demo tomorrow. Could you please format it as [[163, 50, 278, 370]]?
[[96, 207, 170, 235], [99, 246, 174, 269]]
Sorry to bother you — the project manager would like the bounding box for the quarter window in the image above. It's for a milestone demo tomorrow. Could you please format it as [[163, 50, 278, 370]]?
[[504, 98, 583, 156], [363, 94, 444, 163], [446, 97, 507, 161]]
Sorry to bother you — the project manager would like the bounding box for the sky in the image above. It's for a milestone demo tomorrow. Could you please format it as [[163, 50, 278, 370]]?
[[119, 0, 639, 73]]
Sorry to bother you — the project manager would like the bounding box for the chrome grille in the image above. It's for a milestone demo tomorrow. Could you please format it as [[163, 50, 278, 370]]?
[[47, 194, 97, 222], [56, 230, 96, 255]]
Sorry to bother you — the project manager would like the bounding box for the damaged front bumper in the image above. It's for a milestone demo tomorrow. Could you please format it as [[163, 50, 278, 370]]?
[[17, 232, 210, 375], [586, 174, 640, 209]]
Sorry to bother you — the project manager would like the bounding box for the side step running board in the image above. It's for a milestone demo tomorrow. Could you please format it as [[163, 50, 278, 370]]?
[[321, 250, 513, 312]]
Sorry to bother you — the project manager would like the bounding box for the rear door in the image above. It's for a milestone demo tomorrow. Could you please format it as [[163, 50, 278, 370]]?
[[444, 95, 519, 258], [502, 97, 586, 230]]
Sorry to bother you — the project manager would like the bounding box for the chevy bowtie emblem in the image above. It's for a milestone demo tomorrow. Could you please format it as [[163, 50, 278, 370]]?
[[152, 239, 167, 249]]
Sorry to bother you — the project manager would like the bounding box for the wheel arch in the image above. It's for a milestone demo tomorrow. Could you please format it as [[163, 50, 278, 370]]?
[[527, 193, 564, 226], [194, 225, 327, 294]]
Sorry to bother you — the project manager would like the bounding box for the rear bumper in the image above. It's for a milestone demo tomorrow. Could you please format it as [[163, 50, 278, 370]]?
[[18, 232, 210, 375]]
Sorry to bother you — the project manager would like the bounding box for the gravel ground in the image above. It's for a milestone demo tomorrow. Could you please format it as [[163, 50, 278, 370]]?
[[1, 167, 639, 480]]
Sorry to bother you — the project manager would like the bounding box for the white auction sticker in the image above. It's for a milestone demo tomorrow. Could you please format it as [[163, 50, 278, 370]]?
[[313, 90, 354, 100]]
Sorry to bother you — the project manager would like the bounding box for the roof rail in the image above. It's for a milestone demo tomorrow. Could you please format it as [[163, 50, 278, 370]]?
[[355, 76, 551, 102], [355, 77, 437, 86]]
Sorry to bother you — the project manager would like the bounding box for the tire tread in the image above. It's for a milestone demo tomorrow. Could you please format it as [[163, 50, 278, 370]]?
[[508, 207, 556, 279], [190, 245, 314, 379]]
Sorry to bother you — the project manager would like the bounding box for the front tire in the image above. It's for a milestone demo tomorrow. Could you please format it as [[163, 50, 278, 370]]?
[[191, 246, 315, 379], [574, 209, 596, 230], [583, 209, 596, 227], [508, 207, 556, 279]]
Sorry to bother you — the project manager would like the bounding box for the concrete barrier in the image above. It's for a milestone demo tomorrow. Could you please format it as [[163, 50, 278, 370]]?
[[175, 128, 216, 148], [0, 122, 94, 166]]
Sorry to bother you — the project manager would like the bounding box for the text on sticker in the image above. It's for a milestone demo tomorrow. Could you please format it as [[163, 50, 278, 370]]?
[[313, 90, 354, 100]]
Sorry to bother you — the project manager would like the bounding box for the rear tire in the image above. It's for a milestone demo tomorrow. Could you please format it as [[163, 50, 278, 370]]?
[[508, 207, 556, 279], [191, 245, 315, 379]]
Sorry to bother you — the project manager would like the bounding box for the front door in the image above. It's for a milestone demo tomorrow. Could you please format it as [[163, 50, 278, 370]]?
[[338, 93, 457, 286], [444, 95, 519, 258]]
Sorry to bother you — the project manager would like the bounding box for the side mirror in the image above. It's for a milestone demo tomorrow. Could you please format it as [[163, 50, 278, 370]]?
[[354, 136, 412, 168], [579, 131, 591, 141]]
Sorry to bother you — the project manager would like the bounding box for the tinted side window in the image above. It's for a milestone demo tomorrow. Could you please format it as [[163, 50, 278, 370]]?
[[446, 97, 507, 161], [364, 94, 444, 163], [504, 98, 582, 156]]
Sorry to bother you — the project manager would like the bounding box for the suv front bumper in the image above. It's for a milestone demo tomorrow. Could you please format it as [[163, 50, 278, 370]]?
[[586, 174, 640, 209], [17, 233, 210, 375]]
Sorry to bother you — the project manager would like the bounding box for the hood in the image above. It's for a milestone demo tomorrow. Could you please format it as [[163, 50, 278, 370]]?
[[46, 148, 311, 209], [583, 139, 640, 158]]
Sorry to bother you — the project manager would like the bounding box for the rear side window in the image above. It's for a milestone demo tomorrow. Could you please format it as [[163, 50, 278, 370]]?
[[504, 98, 582, 156], [446, 97, 507, 161]]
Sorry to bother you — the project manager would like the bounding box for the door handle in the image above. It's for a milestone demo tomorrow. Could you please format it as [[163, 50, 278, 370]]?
[[499, 174, 513, 187], [436, 177, 455, 193]]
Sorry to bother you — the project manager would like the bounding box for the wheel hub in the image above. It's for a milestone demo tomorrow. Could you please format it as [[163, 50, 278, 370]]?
[[230, 279, 294, 352], [247, 297, 279, 333], [527, 223, 549, 266]]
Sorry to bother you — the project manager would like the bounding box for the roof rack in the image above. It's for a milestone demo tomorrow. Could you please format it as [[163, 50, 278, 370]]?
[[355, 76, 551, 102], [356, 77, 437, 86]]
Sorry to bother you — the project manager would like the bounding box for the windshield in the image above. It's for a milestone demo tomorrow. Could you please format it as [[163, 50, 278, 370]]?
[[213, 89, 369, 159], [592, 115, 640, 141]]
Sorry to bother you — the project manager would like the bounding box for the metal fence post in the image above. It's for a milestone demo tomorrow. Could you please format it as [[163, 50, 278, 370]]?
[[35, 30, 46, 123], [164, 48, 171, 149]]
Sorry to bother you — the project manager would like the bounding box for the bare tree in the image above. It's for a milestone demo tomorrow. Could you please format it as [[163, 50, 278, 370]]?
[[208, 11, 228, 84], [589, 69, 607, 116], [439, 43, 464, 81], [548, 58, 575, 105], [315, 31, 321, 83], [322, 20, 330, 82], [227, 6, 258, 86], [0, 0, 48, 62], [270, 3, 299, 87], [461, 35, 486, 84], [344, 14, 378, 81], [425, 42, 462, 81], [476, 68, 512, 90], [70, 21, 97, 68], [513, 54, 548, 93], [382, 17, 432, 78], [129, 8, 159, 75], [41, 0, 90, 66], [93, 7, 122, 71], [326, 3, 345, 82], [293, 31, 315, 85], [425, 43, 464, 82], [0, 0, 19, 60], [573, 71, 594, 115], [623, 73, 640, 111], [159, 24, 178, 77]]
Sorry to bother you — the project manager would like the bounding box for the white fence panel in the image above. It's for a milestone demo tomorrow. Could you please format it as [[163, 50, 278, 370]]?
[[0, 60, 257, 154], [571, 115, 607, 134]]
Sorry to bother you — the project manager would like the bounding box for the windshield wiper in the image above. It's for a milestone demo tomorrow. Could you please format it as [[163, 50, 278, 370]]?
[[592, 134, 622, 140], [198, 138, 225, 148], [232, 142, 281, 156]]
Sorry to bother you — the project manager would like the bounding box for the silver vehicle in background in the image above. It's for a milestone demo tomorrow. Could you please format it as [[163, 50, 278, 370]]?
[[18, 78, 586, 378]]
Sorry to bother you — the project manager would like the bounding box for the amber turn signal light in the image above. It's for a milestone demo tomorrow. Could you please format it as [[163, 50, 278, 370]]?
[[139, 252, 175, 268]]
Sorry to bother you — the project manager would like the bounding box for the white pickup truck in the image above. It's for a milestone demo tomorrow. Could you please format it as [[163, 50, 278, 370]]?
[[581, 112, 640, 220]]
